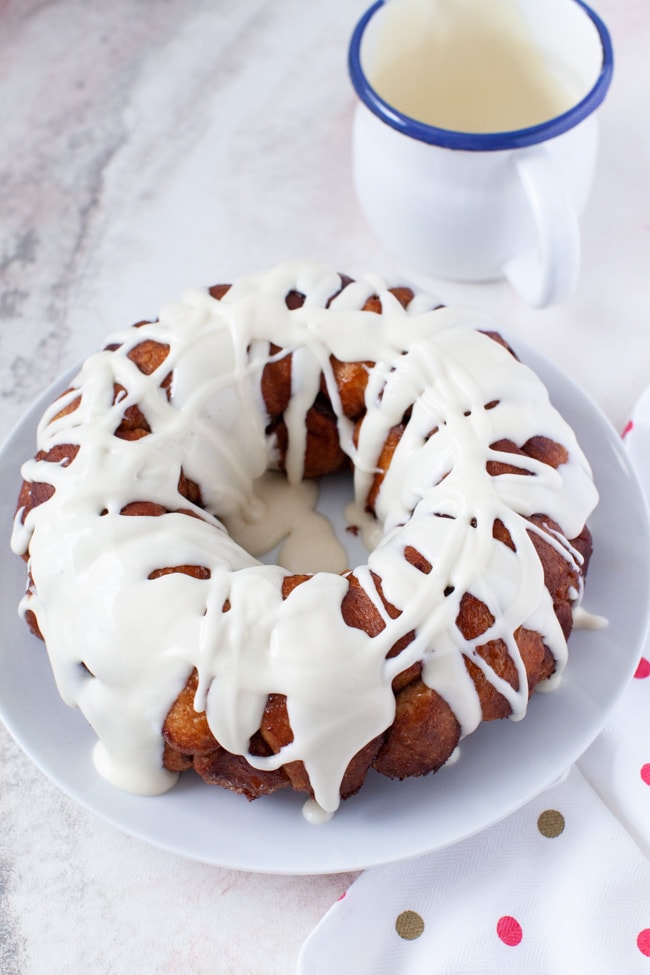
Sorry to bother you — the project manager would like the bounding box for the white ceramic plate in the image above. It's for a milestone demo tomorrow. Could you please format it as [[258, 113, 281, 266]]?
[[1, 339, 649, 875]]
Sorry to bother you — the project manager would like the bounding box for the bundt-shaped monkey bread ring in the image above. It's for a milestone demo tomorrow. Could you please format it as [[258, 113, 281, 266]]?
[[12, 261, 597, 820]]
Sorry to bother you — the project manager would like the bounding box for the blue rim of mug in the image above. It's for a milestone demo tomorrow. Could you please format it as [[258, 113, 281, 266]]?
[[348, 0, 614, 151]]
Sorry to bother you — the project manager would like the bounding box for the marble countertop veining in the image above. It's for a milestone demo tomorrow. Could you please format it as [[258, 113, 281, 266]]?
[[1, 1, 649, 973]]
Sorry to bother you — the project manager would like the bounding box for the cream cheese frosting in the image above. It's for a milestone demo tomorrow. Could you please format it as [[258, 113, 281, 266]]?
[[11, 260, 598, 814]]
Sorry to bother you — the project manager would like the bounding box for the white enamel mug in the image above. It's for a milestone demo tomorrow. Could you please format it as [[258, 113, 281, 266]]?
[[348, 0, 613, 307]]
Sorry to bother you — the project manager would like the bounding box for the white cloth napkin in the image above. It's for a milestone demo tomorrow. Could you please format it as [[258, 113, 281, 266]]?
[[298, 394, 650, 975]]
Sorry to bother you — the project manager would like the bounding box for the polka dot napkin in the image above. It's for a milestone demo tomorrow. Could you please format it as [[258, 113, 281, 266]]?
[[298, 394, 650, 975], [298, 766, 650, 973]]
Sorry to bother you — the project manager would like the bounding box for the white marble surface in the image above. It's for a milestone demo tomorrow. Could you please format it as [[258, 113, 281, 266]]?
[[0, 1, 648, 972]]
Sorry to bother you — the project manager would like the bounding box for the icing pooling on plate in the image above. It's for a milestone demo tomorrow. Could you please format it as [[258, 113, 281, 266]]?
[[11, 261, 598, 813], [222, 471, 349, 574]]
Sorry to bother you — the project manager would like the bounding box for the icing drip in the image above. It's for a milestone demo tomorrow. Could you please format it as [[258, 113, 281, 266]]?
[[572, 606, 608, 630], [11, 260, 598, 813], [302, 798, 335, 825]]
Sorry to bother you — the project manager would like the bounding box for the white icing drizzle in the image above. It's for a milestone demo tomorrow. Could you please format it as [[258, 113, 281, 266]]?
[[11, 260, 599, 813]]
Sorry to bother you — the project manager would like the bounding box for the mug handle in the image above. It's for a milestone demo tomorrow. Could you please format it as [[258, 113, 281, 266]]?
[[503, 147, 580, 309]]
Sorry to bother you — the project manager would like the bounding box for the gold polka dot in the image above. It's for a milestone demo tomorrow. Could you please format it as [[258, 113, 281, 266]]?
[[537, 808, 565, 838], [395, 910, 425, 940]]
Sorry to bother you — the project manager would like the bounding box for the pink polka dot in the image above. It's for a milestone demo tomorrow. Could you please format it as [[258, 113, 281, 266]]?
[[641, 765, 650, 786], [635, 657, 650, 679], [622, 419, 634, 439], [497, 915, 523, 947], [637, 929, 650, 956]]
